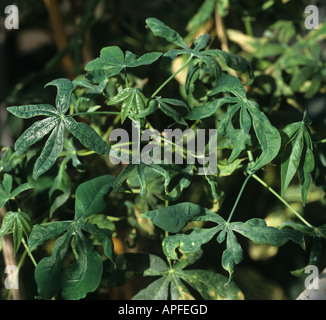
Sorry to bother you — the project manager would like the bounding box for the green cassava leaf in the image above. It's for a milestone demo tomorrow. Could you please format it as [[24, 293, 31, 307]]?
[[28, 221, 72, 252], [81, 222, 115, 263], [133, 276, 170, 300], [49, 157, 73, 217], [60, 229, 103, 300], [107, 88, 146, 123], [185, 97, 237, 120], [147, 18, 253, 96], [0, 174, 33, 209], [193, 33, 212, 52], [146, 18, 189, 49], [221, 228, 243, 279], [232, 218, 304, 247], [45, 78, 74, 114], [84, 46, 124, 82], [85, 46, 162, 83], [2, 173, 12, 195], [64, 117, 110, 155], [163, 226, 221, 260], [75, 175, 115, 219], [280, 114, 315, 204], [186, 0, 217, 35], [29, 175, 116, 299], [142, 202, 211, 233], [281, 126, 304, 195], [0, 211, 32, 254], [209, 75, 281, 169], [206, 50, 254, 84], [156, 97, 188, 126], [34, 230, 73, 299], [144, 202, 304, 279], [298, 144, 315, 206], [162, 164, 193, 201], [32, 119, 65, 179], [14, 117, 58, 155], [8, 78, 111, 179], [180, 269, 243, 300], [7, 104, 59, 118], [246, 102, 281, 171], [130, 250, 243, 300]]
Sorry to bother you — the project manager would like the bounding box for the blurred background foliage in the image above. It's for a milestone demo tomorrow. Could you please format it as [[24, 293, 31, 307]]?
[[0, 0, 326, 300]]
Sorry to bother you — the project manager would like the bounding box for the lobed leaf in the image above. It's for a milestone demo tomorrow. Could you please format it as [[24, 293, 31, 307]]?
[[85, 46, 162, 82]]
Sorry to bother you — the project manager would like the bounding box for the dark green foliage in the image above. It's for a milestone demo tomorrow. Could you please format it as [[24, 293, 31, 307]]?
[[1, 3, 326, 300]]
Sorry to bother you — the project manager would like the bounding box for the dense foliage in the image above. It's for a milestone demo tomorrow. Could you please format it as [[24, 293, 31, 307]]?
[[0, 0, 326, 300]]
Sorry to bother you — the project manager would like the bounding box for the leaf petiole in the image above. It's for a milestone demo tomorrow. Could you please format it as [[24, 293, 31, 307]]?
[[151, 55, 193, 98], [227, 171, 255, 222], [251, 173, 314, 228]]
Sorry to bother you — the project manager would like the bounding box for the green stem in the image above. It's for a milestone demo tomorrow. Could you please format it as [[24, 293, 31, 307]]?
[[227, 171, 254, 223], [21, 237, 37, 267], [151, 55, 193, 98], [252, 173, 314, 228]]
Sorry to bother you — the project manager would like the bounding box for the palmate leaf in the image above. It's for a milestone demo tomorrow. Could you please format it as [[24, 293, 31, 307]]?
[[84, 46, 162, 83], [28, 175, 116, 300], [126, 250, 243, 300], [280, 113, 315, 205], [107, 87, 146, 123], [146, 18, 254, 88], [143, 202, 304, 280], [208, 75, 281, 170], [7, 78, 111, 179], [0, 211, 32, 254]]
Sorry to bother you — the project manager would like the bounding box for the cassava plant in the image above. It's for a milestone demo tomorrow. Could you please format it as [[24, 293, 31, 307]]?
[[1, 11, 326, 300]]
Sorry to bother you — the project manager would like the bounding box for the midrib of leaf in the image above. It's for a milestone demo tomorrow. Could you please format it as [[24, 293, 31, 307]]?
[[153, 276, 171, 299]]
